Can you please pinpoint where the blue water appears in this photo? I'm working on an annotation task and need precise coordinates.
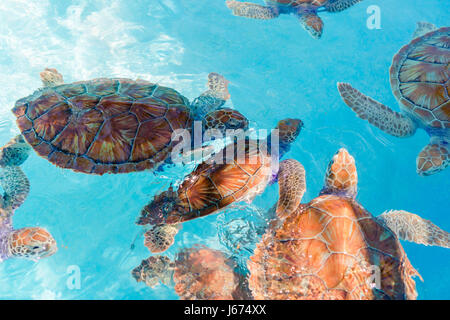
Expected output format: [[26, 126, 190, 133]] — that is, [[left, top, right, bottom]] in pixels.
[[0, 0, 448, 300]]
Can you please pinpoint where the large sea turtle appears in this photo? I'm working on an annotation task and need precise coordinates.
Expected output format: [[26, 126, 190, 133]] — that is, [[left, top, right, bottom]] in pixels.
[[136, 118, 303, 253], [11, 68, 248, 175], [0, 136, 57, 262], [338, 23, 449, 176], [132, 245, 250, 300], [248, 148, 450, 299], [226, 0, 363, 39]]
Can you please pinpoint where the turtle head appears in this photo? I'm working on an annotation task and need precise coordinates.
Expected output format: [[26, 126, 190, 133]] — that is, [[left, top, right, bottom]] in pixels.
[[131, 255, 175, 288], [320, 148, 358, 198], [136, 188, 179, 226], [7, 227, 57, 260], [40, 68, 64, 87], [268, 118, 303, 158]]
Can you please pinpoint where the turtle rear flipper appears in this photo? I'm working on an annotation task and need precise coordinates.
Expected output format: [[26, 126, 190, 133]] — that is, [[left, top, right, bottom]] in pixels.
[[276, 159, 306, 218], [299, 12, 324, 39], [0, 166, 30, 210], [337, 82, 417, 137], [416, 141, 449, 176], [413, 22, 437, 38], [325, 0, 362, 13], [378, 210, 450, 248], [226, 1, 280, 20]]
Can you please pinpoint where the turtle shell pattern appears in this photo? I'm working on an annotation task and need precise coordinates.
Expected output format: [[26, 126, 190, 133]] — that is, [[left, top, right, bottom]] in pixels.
[[390, 27, 450, 129], [157, 139, 272, 224], [12, 78, 192, 175], [248, 194, 420, 300]]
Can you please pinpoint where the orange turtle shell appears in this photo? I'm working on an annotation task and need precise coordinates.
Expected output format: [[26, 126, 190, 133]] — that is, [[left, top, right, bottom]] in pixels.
[[11, 78, 192, 175], [248, 194, 421, 300], [390, 27, 450, 129], [173, 246, 242, 300], [141, 139, 272, 225]]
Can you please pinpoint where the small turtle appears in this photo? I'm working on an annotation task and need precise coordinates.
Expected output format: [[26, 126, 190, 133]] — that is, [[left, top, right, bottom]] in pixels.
[[132, 245, 250, 300], [226, 0, 363, 39], [136, 118, 303, 253], [248, 148, 450, 299], [11, 68, 248, 175], [338, 23, 450, 176], [0, 136, 57, 262]]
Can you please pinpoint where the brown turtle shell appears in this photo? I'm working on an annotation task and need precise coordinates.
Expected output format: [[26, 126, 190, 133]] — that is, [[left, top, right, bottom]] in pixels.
[[390, 27, 450, 129], [269, 0, 328, 7], [248, 194, 421, 300], [12, 78, 192, 175]]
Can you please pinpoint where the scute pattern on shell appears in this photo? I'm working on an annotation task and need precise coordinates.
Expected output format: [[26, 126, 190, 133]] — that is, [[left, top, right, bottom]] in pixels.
[[390, 27, 450, 129], [269, 0, 328, 7], [12, 78, 192, 175], [248, 195, 420, 300]]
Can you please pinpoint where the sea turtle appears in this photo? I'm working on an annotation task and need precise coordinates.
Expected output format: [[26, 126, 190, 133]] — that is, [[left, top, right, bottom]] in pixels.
[[226, 0, 363, 39], [338, 23, 450, 176], [132, 245, 250, 300], [11, 68, 249, 175], [136, 118, 303, 253], [0, 136, 57, 262], [248, 148, 450, 300]]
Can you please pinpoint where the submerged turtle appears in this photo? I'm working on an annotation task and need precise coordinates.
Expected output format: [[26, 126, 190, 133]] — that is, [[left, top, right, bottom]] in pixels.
[[248, 148, 450, 300], [226, 0, 363, 39], [11, 68, 248, 175], [338, 23, 449, 176], [132, 245, 249, 300], [0, 136, 57, 262], [136, 118, 303, 253]]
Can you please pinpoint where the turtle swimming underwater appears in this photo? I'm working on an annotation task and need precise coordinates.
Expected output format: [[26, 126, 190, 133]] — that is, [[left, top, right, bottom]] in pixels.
[[0, 136, 57, 262], [132, 245, 250, 300], [226, 0, 363, 39], [338, 23, 450, 176], [11, 68, 248, 175], [248, 148, 450, 300], [136, 118, 303, 253]]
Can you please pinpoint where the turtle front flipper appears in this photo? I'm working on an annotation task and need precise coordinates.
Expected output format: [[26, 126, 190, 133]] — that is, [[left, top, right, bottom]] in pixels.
[[40, 68, 64, 87], [412, 22, 437, 38], [191, 73, 231, 118], [321, 148, 358, 198], [276, 159, 306, 218], [226, 1, 280, 20], [337, 82, 417, 137], [416, 140, 449, 176], [0, 135, 31, 167], [324, 0, 363, 12], [377, 210, 450, 248], [144, 224, 181, 253], [298, 12, 324, 39], [0, 166, 30, 210], [132, 255, 175, 288], [7, 227, 57, 260]]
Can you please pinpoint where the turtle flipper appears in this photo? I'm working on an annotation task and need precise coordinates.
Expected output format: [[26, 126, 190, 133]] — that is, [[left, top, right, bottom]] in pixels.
[[337, 82, 417, 137], [0, 135, 31, 167], [413, 22, 437, 39], [144, 224, 181, 253], [321, 148, 358, 198], [191, 73, 231, 118], [377, 210, 450, 248], [131, 255, 175, 288], [40, 68, 64, 87], [276, 159, 306, 218], [226, 1, 279, 20], [0, 166, 30, 210], [416, 140, 449, 176], [324, 0, 362, 12], [299, 12, 324, 39]]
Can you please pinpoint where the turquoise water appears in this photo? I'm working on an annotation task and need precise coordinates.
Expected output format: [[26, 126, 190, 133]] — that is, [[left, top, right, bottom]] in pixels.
[[0, 0, 448, 300]]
